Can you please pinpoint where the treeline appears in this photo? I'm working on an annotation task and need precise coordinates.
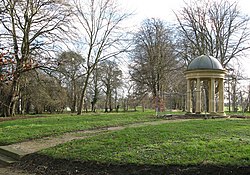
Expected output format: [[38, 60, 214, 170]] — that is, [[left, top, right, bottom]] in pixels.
[[1, 0, 250, 116]]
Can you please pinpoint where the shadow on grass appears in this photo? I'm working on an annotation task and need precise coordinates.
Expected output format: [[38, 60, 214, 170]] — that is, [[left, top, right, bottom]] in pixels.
[[15, 154, 250, 175]]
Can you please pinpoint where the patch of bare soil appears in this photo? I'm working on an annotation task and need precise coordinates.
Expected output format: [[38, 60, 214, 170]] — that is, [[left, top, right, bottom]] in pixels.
[[16, 154, 250, 175], [0, 164, 34, 175]]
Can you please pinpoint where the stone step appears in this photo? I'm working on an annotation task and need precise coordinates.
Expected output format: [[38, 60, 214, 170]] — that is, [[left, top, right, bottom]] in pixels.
[[0, 153, 17, 166], [0, 146, 27, 160]]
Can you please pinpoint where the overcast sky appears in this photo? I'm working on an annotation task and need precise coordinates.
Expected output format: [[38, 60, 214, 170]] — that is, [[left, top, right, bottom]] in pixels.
[[120, 0, 184, 24], [120, 0, 250, 23]]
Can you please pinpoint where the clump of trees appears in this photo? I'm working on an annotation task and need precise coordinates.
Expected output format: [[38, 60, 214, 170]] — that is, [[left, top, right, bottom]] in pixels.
[[0, 0, 73, 117], [1, 0, 250, 117], [0, 0, 129, 116]]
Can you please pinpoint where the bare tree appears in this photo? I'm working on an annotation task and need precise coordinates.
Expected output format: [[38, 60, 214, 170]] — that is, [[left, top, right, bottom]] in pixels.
[[72, 0, 131, 115], [175, 0, 250, 67], [99, 60, 122, 112], [89, 65, 101, 112], [129, 18, 179, 111], [0, 0, 72, 117], [55, 51, 84, 113]]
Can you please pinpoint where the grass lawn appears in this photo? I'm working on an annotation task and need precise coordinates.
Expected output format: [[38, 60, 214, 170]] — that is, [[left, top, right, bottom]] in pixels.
[[0, 111, 157, 145], [226, 111, 250, 116], [41, 119, 250, 166]]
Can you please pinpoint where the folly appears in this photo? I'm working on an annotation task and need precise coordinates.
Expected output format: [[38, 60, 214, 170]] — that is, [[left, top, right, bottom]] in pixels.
[[185, 55, 226, 116]]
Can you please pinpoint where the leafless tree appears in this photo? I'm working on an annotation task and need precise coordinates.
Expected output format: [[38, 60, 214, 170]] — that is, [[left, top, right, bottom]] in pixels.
[[227, 69, 242, 112], [99, 60, 122, 112], [175, 0, 250, 67], [129, 18, 179, 111], [72, 0, 131, 115], [0, 0, 73, 117], [56, 51, 84, 113]]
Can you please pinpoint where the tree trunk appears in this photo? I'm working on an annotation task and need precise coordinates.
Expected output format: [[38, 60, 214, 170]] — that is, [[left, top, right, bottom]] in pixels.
[[109, 93, 112, 112], [91, 102, 95, 112], [2, 77, 20, 117], [91, 89, 98, 112], [20, 95, 25, 114], [104, 94, 108, 112], [25, 100, 31, 114], [232, 78, 237, 112], [71, 95, 77, 113], [77, 85, 86, 115], [71, 80, 77, 113], [142, 100, 145, 112], [77, 73, 91, 115], [122, 98, 126, 112]]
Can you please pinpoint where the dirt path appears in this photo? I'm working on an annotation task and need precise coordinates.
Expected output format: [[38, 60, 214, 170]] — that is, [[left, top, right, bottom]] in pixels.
[[8, 119, 189, 154], [1, 119, 192, 175]]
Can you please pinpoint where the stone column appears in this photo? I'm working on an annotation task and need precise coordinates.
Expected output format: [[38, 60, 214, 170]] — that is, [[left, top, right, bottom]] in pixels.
[[208, 80, 211, 113], [209, 78, 216, 114], [186, 79, 192, 113], [196, 78, 201, 114], [218, 79, 225, 115]]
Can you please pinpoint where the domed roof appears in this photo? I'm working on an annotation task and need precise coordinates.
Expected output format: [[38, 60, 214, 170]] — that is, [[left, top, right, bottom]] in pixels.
[[187, 55, 223, 70]]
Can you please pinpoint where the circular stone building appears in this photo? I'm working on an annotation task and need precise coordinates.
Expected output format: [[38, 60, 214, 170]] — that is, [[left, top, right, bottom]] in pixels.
[[184, 55, 226, 116]]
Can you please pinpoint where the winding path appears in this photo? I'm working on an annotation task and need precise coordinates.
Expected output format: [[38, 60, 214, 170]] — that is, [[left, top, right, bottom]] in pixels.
[[0, 119, 191, 175]]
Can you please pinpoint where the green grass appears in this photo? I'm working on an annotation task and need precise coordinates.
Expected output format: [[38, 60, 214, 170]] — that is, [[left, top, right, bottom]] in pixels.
[[0, 111, 156, 145], [226, 111, 250, 116], [41, 119, 250, 166]]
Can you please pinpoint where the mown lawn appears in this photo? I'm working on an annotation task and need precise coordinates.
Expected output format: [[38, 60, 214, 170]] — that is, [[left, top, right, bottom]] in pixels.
[[41, 119, 250, 166], [0, 111, 156, 145]]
